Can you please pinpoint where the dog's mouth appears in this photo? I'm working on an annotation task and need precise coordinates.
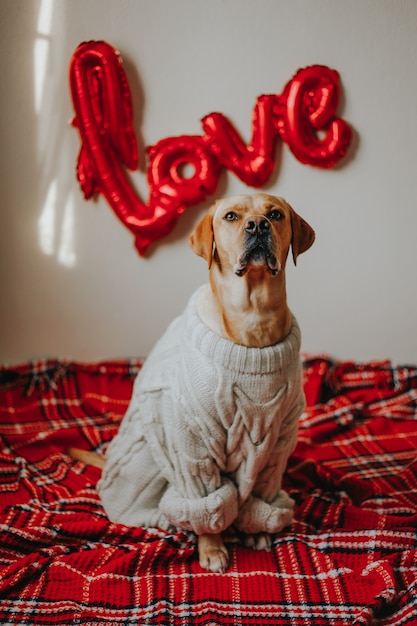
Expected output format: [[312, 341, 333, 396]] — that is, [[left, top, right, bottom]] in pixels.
[[233, 243, 280, 277]]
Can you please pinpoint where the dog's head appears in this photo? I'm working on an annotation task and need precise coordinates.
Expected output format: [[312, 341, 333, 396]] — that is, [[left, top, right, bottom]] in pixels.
[[189, 194, 315, 276]]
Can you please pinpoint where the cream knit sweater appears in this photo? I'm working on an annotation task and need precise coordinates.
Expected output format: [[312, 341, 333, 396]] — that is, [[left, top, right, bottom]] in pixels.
[[98, 286, 305, 535]]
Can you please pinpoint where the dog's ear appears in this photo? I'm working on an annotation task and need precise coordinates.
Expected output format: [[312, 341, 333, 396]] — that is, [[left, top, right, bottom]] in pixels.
[[189, 211, 215, 267], [290, 208, 315, 265]]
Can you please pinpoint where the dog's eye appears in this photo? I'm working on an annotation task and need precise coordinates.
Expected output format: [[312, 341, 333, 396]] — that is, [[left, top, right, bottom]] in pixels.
[[224, 211, 239, 222], [267, 209, 284, 221]]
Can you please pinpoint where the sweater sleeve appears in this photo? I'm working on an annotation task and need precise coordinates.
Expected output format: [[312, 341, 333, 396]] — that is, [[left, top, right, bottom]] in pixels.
[[142, 393, 240, 535]]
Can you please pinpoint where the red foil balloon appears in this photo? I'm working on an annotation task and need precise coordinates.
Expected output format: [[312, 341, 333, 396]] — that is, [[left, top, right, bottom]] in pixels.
[[70, 41, 216, 255], [69, 41, 353, 255], [276, 65, 352, 168], [147, 136, 220, 206], [201, 95, 277, 188]]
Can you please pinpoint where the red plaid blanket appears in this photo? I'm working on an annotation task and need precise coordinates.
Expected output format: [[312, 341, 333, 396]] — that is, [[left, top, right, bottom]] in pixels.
[[0, 357, 416, 625]]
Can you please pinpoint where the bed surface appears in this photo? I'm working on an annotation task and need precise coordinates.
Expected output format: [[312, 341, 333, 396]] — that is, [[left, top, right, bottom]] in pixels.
[[0, 356, 416, 625]]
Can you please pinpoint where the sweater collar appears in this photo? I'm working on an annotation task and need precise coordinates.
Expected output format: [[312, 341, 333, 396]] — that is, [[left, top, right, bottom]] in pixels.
[[184, 286, 301, 375]]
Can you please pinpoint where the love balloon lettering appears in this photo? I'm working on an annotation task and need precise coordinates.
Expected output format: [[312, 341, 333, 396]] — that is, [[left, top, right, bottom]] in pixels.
[[69, 40, 352, 256]]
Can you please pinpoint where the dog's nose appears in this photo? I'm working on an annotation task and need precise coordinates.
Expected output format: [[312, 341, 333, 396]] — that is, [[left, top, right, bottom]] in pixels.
[[244, 216, 270, 235]]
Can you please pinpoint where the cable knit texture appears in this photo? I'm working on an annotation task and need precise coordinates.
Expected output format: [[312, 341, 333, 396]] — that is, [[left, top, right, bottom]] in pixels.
[[98, 286, 305, 535]]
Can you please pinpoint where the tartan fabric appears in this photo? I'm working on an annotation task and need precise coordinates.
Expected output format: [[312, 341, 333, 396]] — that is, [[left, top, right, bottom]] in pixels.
[[0, 357, 416, 625]]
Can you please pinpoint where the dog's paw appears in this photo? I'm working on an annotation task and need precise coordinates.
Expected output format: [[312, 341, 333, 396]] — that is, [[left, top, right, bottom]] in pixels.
[[243, 532, 272, 552], [199, 546, 229, 574], [198, 533, 229, 574]]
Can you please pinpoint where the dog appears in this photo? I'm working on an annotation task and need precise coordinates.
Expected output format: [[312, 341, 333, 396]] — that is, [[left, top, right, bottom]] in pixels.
[[70, 193, 314, 573]]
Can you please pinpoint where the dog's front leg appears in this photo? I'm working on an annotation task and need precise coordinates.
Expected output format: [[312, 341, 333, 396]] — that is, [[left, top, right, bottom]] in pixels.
[[198, 532, 229, 573]]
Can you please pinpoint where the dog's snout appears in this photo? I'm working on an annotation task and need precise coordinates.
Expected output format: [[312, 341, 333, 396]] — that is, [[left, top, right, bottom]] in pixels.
[[244, 216, 270, 235]]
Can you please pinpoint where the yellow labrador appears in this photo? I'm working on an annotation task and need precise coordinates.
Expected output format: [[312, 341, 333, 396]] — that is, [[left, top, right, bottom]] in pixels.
[[70, 193, 314, 574], [190, 193, 314, 347]]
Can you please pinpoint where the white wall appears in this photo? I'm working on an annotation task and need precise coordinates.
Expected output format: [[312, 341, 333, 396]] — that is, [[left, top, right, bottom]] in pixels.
[[1, 0, 416, 365]]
